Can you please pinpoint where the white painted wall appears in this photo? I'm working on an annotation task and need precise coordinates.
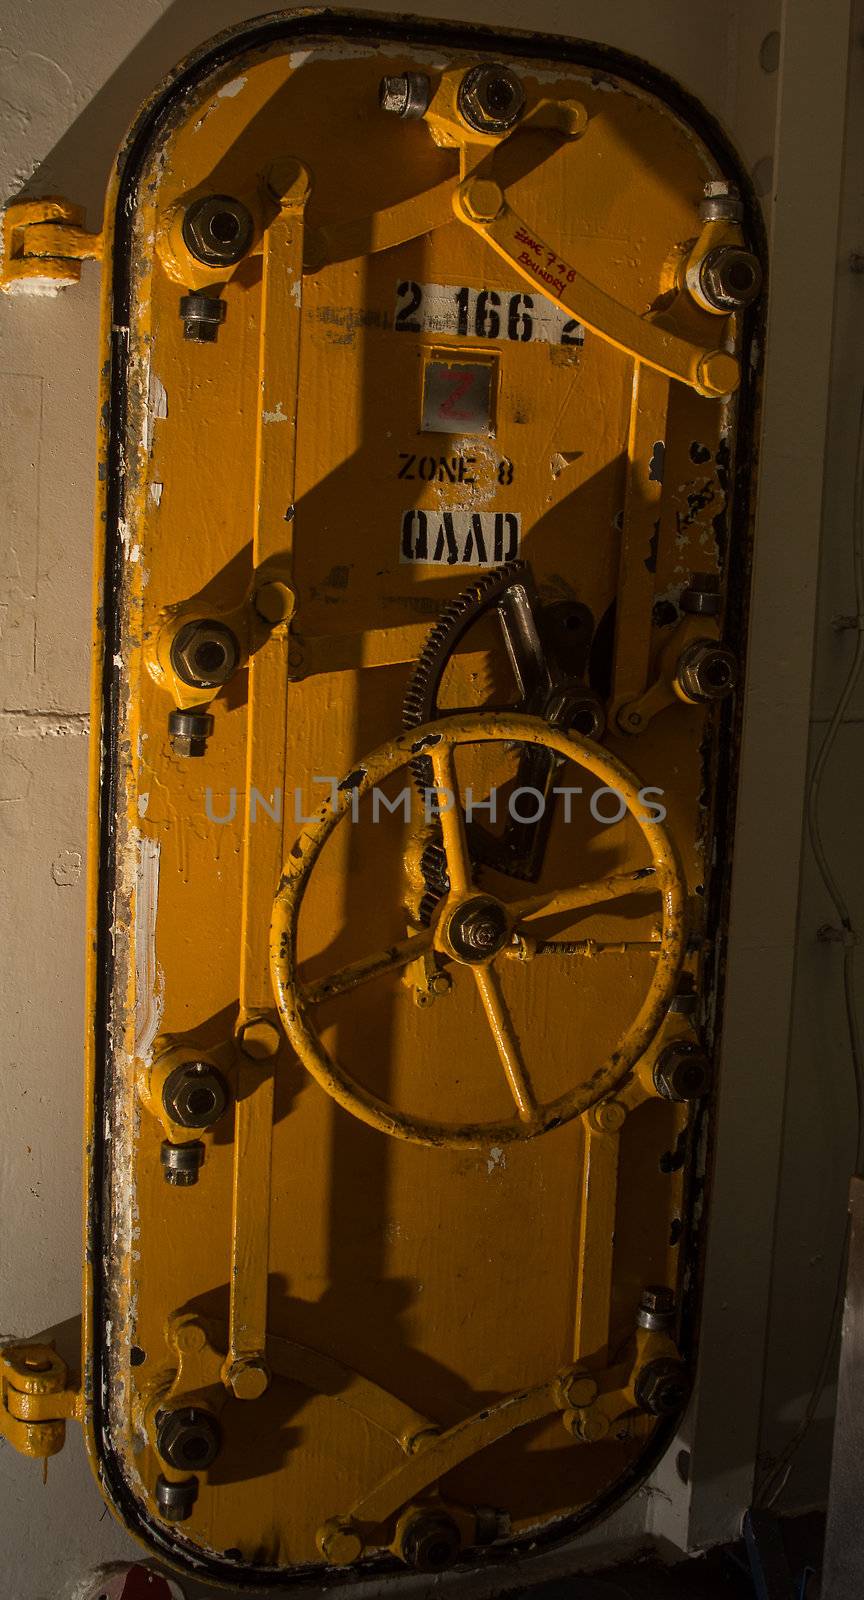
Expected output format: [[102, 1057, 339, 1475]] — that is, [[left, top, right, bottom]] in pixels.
[[1, 2, 861, 1595]]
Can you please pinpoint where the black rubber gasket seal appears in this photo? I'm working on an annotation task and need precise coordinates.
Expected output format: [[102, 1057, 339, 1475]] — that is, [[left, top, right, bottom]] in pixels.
[[91, 8, 765, 1587]]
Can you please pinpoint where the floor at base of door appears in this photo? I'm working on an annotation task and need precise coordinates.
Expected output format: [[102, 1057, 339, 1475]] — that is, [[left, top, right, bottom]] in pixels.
[[518, 1510, 824, 1599]]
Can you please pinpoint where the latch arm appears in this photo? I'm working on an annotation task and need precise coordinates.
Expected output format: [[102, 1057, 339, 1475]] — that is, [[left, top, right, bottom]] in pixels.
[[453, 177, 740, 398], [1, 198, 103, 292]]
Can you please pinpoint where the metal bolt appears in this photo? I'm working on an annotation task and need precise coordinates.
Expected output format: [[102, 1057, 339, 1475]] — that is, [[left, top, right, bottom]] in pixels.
[[227, 1357, 270, 1400], [675, 639, 737, 704], [668, 990, 699, 1017], [654, 1041, 712, 1102], [399, 1510, 461, 1572], [698, 179, 743, 223], [458, 64, 525, 133], [473, 1505, 511, 1544], [171, 620, 240, 690], [699, 245, 762, 310], [155, 1472, 198, 1523], [446, 896, 510, 963], [680, 572, 721, 617], [637, 1284, 676, 1331], [168, 708, 214, 758], [254, 580, 296, 624], [547, 688, 606, 741], [178, 292, 227, 343], [557, 1368, 599, 1409], [160, 1139, 205, 1186], [156, 1406, 221, 1471], [181, 195, 253, 267], [429, 970, 452, 997], [378, 72, 431, 119], [590, 1099, 627, 1135], [564, 1406, 611, 1442], [162, 1060, 229, 1130], [237, 1016, 282, 1059], [317, 1517, 365, 1564], [634, 1357, 691, 1418]]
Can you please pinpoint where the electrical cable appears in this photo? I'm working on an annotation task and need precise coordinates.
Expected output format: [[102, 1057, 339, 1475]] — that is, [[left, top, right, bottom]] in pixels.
[[755, 379, 864, 1509]]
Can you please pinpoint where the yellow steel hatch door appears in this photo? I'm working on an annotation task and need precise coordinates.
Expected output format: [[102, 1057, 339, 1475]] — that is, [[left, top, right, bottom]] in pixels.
[[3, 9, 762, 1585]]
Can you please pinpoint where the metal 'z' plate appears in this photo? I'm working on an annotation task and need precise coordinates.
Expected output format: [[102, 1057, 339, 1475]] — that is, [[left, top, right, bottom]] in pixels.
[[87, 8, 760, 1586]]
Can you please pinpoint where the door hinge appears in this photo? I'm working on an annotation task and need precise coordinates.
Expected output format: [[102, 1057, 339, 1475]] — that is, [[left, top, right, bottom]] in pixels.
[[1, 197, 103, 293], [0, 1343, 82, 1458]]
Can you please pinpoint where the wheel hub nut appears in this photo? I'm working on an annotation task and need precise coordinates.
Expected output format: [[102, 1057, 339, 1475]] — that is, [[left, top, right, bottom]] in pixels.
[[171, 620, 240, 690], [162, 1060, 230, 1129], [181, 195, 253, 267], [675, 639, 737, 704], [699, 245, 762, 310], [654, 1041, 712, 1102], [378, 72, 431, 118], [446, 896, 510, 962], [458, 64, 525, 133], [156, 1405, 221, 1471]]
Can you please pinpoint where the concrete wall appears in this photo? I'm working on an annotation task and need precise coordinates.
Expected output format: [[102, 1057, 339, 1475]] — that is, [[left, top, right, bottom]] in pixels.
[[0, 1, 860, 1595]]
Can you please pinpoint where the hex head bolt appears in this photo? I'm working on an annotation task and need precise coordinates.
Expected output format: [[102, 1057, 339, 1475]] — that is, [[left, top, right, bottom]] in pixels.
[[399, 1510, 461, 1571], [675, 639, 737, 704], [378, 72, 431, 118], [699, 245, 763, 310], [178, 293, 226, 343], [162, 1061, 229, 1129], [168, 708, 214, 758], [636, 1284, 677, 1332], [458, 64, 525, 133], [156, 1405, 221, 1472], [155, 1472, 198, 1523], [181, 195, 253, 267], [160, 1139, 205, 1186], [170, 620, 240, 690], [634, 1357, 691, 1417], [654, 1041, 712, 1102]]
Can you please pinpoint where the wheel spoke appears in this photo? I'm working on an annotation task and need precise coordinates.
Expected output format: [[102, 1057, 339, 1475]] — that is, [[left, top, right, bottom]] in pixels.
[[429, 741, 472, 895], [473, 965, 537, 1123], [511, 867, 660, 927], [304, 927, 435, 1005]]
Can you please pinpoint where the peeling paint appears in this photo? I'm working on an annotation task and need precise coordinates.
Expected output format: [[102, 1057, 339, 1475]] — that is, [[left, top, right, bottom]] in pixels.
[[133, 831, 163, 1058]]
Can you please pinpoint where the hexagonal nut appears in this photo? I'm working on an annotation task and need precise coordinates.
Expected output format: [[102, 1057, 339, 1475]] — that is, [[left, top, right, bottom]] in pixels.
[[171, 621, 240, 690], [237, 1016, 282, 1059], [227, 1357, 270, 1400], [563, 1406, 611, 1443], [556, 1367, 599, 1409], [155, 1405, 221, 1472], [181, 195, 254, 267], [590, 1098, 627, 1135], [699, 245, 762, 310], [635, 1357, 691, 1418], [458, 64, 525, 133], [654, 1041, 712, 1103], [675, 639, 737, 704], [162, 1060, 230, 1129], [378, 72, 431, 119], [317, 1516, 365, 1564], [398, 1510, 461, 1572]]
